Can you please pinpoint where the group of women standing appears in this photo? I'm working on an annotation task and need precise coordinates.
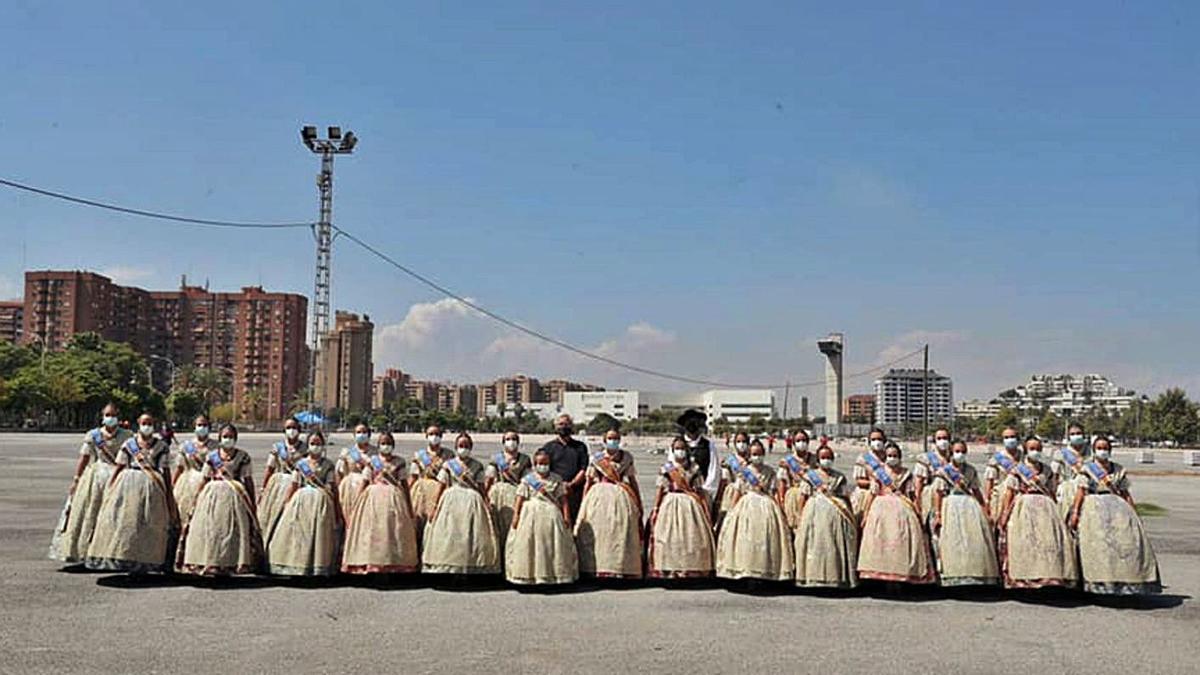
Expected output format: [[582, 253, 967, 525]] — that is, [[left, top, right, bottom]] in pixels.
[[48, 407, 1162, 596]]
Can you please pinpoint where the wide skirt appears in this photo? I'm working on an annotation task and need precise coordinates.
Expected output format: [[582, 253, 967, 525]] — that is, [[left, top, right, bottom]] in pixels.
[[715, 492, 793, 581], [793, 494, 859, 588], [342, 483, 420, 574], [266, 486, 337, 576], [85, 469, 175, 573], [422, 486, 500, 574], [409, 477, 442, 539], [505, 499, 579, 585], [49, 461, 114, 563], [856, 494, 935, 584], [256, 470, 292, 545], [176, 480, 263, 576], [574, 483, 643, 578], [850, 486, 871, 523], [173, 467, 206, 525], [488, 482, 520, 555], [1001, 493, 1078, 589], [932, 494, 999, 586], [338, 472, 368, 522], [781, 486, 806, 529], [648, 492, 714, 578], [716, 483, 738, 528], [1076, 494, 1161, 595]]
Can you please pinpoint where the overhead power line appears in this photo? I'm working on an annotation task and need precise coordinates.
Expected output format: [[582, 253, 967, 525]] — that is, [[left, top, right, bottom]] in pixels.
[[0, 177, 313, 229]]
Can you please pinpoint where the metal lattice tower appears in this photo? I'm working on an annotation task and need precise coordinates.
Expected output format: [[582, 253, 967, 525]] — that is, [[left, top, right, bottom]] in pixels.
[[301, 125, 357, 416]]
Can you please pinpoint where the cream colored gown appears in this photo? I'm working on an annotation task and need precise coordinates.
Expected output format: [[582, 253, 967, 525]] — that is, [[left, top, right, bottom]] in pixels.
[[505, 472, 579, 585], [173, 437, 219, 526], [49, 427, 131, 563], [929, 462, 999, 586], [421, 457, 500, 575], [715, 462, 793, 581], [856, 466, 935, 584], [648, 462, 715, 578], [487, 450, 531, 555], [998, 465, 1078, 589], [341, 454, 419, 574], [266, 457, 338, 577], [791, 468, 858, 589], [575, 450, 643, 578], [176, 448, 263, 576], [85, 436, 176, 573], [1074, 462, 1161, 595]]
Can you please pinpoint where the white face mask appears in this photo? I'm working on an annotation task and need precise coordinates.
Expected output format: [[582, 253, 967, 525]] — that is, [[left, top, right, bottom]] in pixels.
[[952, 451, 966, 464], [455, 446, 471, 458], [886, 456, 901, 467], [1069, 434, 1086, 447], [734, 441, 749, 454], [795, 441, 809, 453], [309, 445, 325, 459], [534, 464, 550, 475], [935, 439, 950, 452], [749, 455, 764, 466], [503, 439, 519, 452], [605, 438, 621, 451], [1026, 449, 1043, 462], [1003, 437, 1019, 450], [285, 428, 300, 440], [819, 458, 834, 469], [1094, 449, 1110, 460], [355, 433, 370, 444], [870, 439, 885, 452], [380, 444, 395, 456], [139, 424, 155, 437], [220, 437, 236, 449], [102, 415, 119, 428], [673, 449, 688, 462], [195, 426, 210, 438], [427, 435, 442, 447]]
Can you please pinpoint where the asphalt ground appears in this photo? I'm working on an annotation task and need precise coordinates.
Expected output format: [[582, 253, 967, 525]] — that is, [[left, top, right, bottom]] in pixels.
[[1, 432, 1197, 674]]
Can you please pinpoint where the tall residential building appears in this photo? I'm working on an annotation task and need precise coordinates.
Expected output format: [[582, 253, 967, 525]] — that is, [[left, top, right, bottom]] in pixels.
[[405, 380, 439, 410], [843, 394, 876, 423], [542, 378, 603, 404], [372, 368, 409, 409], [874, 369, 953, 425], [0, 301, 23, 343], [20, 270, 307, 419], [492, 374, 543, 405], [316, 311, 374, 412]]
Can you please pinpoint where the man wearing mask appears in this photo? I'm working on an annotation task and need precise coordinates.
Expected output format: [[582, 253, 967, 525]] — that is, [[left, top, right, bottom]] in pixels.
[[676, 409, 721, 508], [539, 414, 589, 523]]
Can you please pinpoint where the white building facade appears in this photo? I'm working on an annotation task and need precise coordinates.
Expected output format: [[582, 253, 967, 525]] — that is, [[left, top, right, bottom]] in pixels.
[[956, 374, 1137, 419], [563, 389, 776, 428], [874, 369, 954, 425]]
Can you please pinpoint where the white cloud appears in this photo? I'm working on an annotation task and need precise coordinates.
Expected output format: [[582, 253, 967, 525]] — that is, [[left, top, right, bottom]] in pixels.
[[875, 329, 968, 366], [98, 265, 154, 286], [377, 297, 482, 350]]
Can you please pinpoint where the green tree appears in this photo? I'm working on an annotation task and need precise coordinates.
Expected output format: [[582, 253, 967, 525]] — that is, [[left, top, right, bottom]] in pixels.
[[166, 389, 205, 426], [987, 406, 1021, 439], [587, 412, 621, 435], [1148, 388, 1198, 446], [1035, 411, 1060, 441]]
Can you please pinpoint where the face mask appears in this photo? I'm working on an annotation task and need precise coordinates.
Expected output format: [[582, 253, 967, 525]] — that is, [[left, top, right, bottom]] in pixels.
[[309, 445, 325, 459], [1069, 434, 1086, 447], [1094, 449, 1110, 460], [355, 433, 369, 444], [886, 456, 901, 467], [935, 439, 950, 452], [139, 424, 154, 437], [1003, 437, 1019, 450], [285, 428, 300, 440], [870, 439, 885, 452], [456, 446, 471, 458], [749, 455, 764, 466], [1026, 450, 1043, 462], [220, 437, 236, 449], [534, 464, 550, 475], [503, 439, 519, 452], [380, 444, 395, 456], [427, 435, 442, 447], [673, 449, 688, 461], [795, 441, 809, 453], [952, 451, 966, 464], [195, 426, 210, 438], [558, 425, 573, 437], [734, 441, 749, 454], [103, 415, 119, 428], [605, 438, 621, 451], [819, 458, 834, 469]]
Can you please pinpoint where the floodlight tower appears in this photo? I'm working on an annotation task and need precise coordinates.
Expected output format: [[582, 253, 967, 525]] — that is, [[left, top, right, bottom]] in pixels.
[[301, 125, 358, 414], [817, 333, 844, 434]]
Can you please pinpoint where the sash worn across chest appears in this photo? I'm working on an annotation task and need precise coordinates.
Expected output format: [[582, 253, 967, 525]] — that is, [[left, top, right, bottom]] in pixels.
[[447, 458, 480, 488], [938, 463, 967, 492], [1059, 447, 1084, 473], [522, 473, 558, 504], [275, 442, 295, 469], [925, 452, 946, 472], [591, 451, 624, 484], [1084, 461, 1114, 490], [297, 459, 328, 488], [784, 454, 806, 476], [861, 452, 893, 487], [739, 464, 763, 488], [91, 429, 118, 463]]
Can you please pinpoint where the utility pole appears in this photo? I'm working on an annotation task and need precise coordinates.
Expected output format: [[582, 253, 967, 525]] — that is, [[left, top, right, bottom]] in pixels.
[[922, 343, 929, 452], [782, 382, 790, 420], [301, 125, 358, 420]]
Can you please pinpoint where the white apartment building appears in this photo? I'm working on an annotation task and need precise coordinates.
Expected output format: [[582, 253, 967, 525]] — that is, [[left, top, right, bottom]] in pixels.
[[956, 374, 1137, 419], [563, 389, 776, 427], [484, 401, 562, 420], [874, 369, 954, 425]]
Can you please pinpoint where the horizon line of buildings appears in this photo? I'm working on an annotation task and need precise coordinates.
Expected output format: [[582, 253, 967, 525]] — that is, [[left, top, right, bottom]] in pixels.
[[956, 373, 1139, 420]]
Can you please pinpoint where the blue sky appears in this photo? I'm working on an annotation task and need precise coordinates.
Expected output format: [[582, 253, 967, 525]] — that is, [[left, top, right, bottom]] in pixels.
[[1, 1, 1197, 409]]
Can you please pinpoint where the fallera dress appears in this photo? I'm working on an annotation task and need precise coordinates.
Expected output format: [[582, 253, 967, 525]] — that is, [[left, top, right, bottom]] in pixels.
[[912, 451, 951, 520], [266, 456, 338, 577], [1073, 461, 1161, 595], [715, 462, 793, 581], [175, 448, 263, 576], [574, 449, 644, 579], [409, 446, 452, 540], [337, 444, 375, 523], [173, 437, 219, 526], [790, 467, 859, 589], [928, 462, 999, 587], [486, 450, 532, 555], [505, 472, 579, 585], [856, 464, 935, 584], [257, 439, 306, 548], [49, 426, 132, 563], [341, 453, 419, 574], [983, 449, 1022, 521], [776, 454, 811, 529], [998, 462, 1078, 589], [715, 454, 747, 529], [421, 456, 501, 575], [648, 461, 715, 579], [85, 435, 177, 573]]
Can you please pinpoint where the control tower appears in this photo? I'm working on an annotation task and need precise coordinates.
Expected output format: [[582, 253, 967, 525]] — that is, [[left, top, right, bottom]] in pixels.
[[817, 333, 844, 431]]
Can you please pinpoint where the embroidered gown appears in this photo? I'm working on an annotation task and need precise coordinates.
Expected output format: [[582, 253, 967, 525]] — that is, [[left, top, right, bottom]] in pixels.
[[856, 464, 935, 584], [257, 439, 306, 546], [342, 454, 420, 574], [421, 457, 501, 575], [648, 461, 715, 578], [776, 454, 811, 529], [49, 426, 132, 563], [176, 448, 263, 576], [912, 451, 951, 520], [1052, 447, 1090, 522], [337, 444, 376, 523], [715, 454, 747, 529], [929, 462, 999, 586], [575, 450, 643, 578], [1074, 461, 1161, 595], [266, 456, 338, 576], [715, 462, 794, 581], [409, 446, 452, 539], [791, 467, 858, 589], [850, 452, 884, 521], [85, 436, 177, 573], [983, 449, 1021, 521], [505, 472, 579, 585], [486, 450, 532, 554], [173, 437, 219, 526], [998, 463, 1078, 589]]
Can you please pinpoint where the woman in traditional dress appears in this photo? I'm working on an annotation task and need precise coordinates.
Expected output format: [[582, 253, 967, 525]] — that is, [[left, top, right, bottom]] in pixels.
[[716, 439, 793, 582], [505, 449, 579, 585], [856, 442, 935, 585], [1069, 436, 1161, 595], [257, 417, 307, 545], [575, 428, 643, 579], [50, 403, 132, 564], [912, 426, 953, 520], [715, 431, 751, 529], [336, 423, 376, 522], [647, 437, 715, 579], [176, 424, 263, 576], [791, 444, 858, 589], [85, 412, 178, 573], [1053, 423, 1091, 522], [342, 432, 419, 575], [409, 424, 452, 540], [776, 429, 813, 528], [171, 414, 219, 527], [995, 436, 1078, 589], [851, 428, 889, 521], [929, 440, 999, 587], [983, 427, 1024, 522], [266, 431, 340, 577], [421, 433, 501, 575], [485, 430, 532, 553]]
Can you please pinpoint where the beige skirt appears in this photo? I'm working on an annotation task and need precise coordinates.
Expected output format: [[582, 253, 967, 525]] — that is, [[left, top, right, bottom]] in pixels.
[[505, 498, 579, 585], [422, 486, 500, 574], [49, 460, 114, 563], [850, 486, 871, 523], [716, 483, 738, 527], [342, 482, 420, 574], [409, 477, 442, 538], [1002, 493, 1078, 589], [781, 486, 806, 529], [257, 470, 292, 546], [794, 494, 859, 588], [177, 480, 263, 576], [86, 469, 175, 572], [932, 494, 999, 586], [648, 492, 714, 578], [575, 482, 643, 578], [1076, 494, 1161, 594], [267, 486, 337, 576], [338, 472, 368, 522], [716, 492, 793, 581], [488, 482, 519, 555], [857, 494, 935, 584], [174, 467, 206, 525]]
